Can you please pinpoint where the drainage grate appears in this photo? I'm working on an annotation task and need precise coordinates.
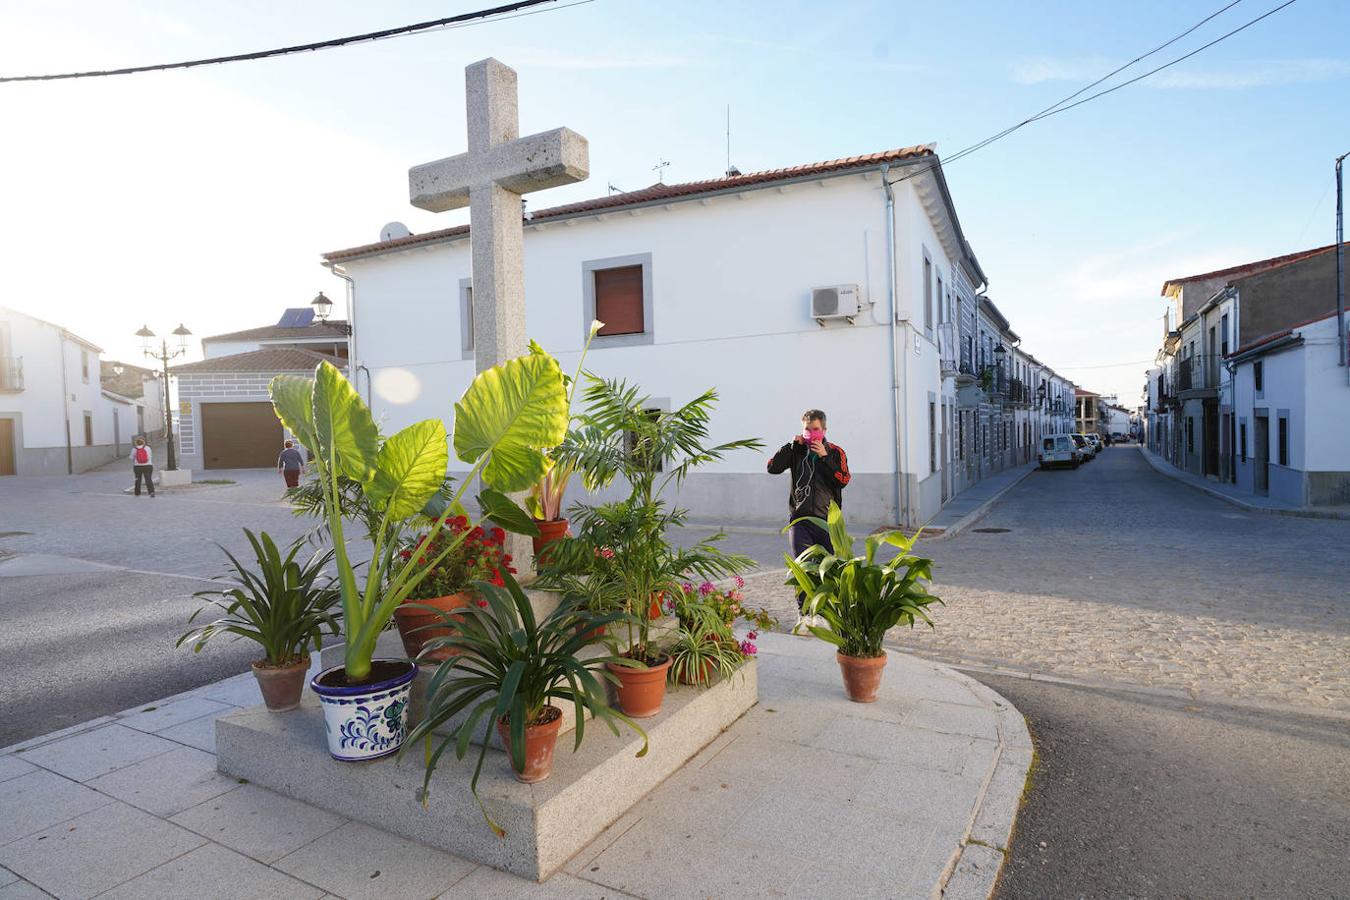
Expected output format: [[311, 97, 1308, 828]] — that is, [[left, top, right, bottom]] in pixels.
[[972, 527, 1011, 534]]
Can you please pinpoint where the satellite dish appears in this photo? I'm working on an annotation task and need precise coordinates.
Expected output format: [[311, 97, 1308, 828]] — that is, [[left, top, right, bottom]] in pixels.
[[380, 221, 412, 242]]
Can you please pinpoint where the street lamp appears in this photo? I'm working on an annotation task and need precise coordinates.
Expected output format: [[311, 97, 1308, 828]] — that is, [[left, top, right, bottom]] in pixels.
[[137, 323, 192, 471], [311, 291, 334, 323], [1036, 383, 1047, 407]]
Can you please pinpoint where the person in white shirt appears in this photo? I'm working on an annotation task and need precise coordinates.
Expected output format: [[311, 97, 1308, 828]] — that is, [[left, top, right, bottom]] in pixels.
[[131, 437, 155, 498]]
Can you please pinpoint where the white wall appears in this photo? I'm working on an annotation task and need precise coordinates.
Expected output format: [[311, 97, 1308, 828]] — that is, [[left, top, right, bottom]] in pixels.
[[342, 172, 963, 524], [202, 339, 259, 359], [1298, 314, 1350, 471]]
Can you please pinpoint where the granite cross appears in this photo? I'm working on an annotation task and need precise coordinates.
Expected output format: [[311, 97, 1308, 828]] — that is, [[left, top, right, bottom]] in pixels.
[[409, 57, 589, 372], [408, 58, 588, 577]]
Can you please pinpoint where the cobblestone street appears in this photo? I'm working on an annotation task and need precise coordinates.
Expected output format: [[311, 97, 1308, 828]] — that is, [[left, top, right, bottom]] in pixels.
[[744, 446, 1350, 714]]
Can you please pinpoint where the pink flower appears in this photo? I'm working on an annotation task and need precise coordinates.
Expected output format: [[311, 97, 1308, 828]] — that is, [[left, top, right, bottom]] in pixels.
[[739, 640, 757, 656], [699, 581, 715, 596], [599, 547, 615, 560], [746, 631, 758, 640], [681, 581, 694, 594], [733, 575, 745, 589]]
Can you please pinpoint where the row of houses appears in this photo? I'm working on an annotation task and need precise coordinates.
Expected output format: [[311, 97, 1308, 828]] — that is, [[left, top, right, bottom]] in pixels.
[[0, 306, 164, 476], [1143, 242, 1350, 507], [292, 144, 1084, 527]]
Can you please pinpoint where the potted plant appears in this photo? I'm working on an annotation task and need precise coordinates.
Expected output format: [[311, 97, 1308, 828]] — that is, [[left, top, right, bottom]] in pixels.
[[177, 529, 340, 712], [269, 349, 567, 761], [543, 378, 761, 717], [784, 502, 942, 703], [668, 578, 775, 686], [391, 518, 516, 661], [404, 572, 647, 836], [524, 321, 603, 559]]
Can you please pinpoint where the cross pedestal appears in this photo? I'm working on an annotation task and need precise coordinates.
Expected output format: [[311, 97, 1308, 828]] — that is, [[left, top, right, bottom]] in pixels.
[[409, 58, 589, 575]]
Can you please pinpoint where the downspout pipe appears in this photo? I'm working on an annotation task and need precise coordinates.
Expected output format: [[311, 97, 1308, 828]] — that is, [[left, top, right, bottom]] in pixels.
[[323, 262, 368, 406], [1336, 152, 1346, 368], [881, 164, 906, 527], [58, 331, 72, 475]]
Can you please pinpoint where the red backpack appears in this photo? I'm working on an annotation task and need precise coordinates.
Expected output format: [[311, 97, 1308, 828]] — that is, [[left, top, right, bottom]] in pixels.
[[134, 446, 149, 464]]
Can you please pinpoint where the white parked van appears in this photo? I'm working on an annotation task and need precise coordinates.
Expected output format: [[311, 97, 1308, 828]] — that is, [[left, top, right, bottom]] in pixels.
[[1039, 434, 1081, 469]]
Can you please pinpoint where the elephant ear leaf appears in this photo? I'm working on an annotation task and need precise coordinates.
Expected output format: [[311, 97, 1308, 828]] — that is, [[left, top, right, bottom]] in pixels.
[[369, 419, 449, 521], [478, 489, 541, 537], [452, 350, 569, 493], [269, 374, 318, 450], [313, 361, 379, 484]]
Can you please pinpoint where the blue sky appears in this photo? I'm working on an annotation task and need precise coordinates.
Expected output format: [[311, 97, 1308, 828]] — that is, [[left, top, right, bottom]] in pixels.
[[1, 0, 1346, 402]]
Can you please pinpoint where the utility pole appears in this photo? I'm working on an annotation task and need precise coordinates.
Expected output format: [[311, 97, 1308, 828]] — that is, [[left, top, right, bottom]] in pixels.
[[1336, 152, 1347, 367]]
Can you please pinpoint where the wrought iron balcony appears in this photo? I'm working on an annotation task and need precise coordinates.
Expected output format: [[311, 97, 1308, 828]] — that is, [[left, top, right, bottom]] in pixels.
[[0, 356, 22, 392], [937, 322, 958, 376]]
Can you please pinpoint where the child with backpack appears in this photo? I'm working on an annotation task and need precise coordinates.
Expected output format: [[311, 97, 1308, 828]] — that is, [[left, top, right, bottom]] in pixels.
[[131, 437, 155, 498]]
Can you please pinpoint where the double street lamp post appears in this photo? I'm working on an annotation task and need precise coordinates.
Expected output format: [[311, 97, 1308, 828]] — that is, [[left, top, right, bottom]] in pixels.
[[135, 324, 191, 471]]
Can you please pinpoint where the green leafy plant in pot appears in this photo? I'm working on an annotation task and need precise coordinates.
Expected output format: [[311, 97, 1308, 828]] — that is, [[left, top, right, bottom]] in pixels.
[[784, 502, 942, 703], [668, 578, 776, 686], [177, 529, 341, 712], [542, 378, 761, 716], [268, 348, 568, 761], [404, 572, 647, 836]]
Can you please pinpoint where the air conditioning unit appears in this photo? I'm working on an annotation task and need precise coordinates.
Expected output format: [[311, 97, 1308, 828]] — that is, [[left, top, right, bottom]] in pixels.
[[811, 284, 862, 325]]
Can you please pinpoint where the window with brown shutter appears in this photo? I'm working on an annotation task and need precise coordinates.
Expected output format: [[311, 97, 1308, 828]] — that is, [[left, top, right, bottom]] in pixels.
[[593, 265, 644, 336]]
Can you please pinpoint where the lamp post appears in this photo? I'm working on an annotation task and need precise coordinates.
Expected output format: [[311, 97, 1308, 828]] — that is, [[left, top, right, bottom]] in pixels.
[[137, 324, 191, 471]]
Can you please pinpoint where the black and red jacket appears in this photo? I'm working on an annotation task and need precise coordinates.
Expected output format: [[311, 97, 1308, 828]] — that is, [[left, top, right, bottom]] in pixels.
[[766, 438, 851, 521]]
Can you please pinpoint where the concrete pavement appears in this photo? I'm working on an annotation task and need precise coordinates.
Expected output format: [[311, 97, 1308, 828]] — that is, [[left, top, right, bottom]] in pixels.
[[0, 633, 1030, 899]]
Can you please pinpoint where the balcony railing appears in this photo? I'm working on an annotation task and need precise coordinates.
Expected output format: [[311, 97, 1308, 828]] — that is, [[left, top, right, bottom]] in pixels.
[[0, 356, 22, 392], [1178, 355, 1220, 392], [937, 322, 958, 376]]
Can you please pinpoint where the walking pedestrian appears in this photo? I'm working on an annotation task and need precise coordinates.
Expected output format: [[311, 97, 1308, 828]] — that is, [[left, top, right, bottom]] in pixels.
[[277, 440, 305, 490], [766, 408, 851, 631], [131, 437, 155, 498]]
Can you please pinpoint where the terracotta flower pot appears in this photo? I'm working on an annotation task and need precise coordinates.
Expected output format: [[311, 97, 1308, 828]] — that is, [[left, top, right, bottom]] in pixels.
[[608, 655, 672, 718], [251, 655, 310, 712], [496, 706, 564, 783], [531, 517, 571, 559], [836, 651, 888, 703], [393, 592, 475, 662], [574, 620, 607, 642], [677, 655, 718, 686]]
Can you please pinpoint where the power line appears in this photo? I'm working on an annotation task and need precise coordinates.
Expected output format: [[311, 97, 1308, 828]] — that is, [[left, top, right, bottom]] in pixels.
[[890, 0, 1299, 187], [0, 0, 582, 83]]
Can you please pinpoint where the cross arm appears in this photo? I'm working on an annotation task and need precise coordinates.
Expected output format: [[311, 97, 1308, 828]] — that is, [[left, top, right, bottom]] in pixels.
[[408, 127, 589, 213]]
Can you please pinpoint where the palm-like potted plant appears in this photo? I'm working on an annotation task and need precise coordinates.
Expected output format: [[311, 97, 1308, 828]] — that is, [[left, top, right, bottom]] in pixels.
[[177, 529, 340, 712], [542, 378, 761, 716], [784, 502, 942, 703], [268, 349, 568, 761], [404, 573, 647, 836]]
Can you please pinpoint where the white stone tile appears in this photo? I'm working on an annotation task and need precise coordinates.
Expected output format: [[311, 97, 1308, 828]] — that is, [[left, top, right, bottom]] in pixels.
[[850, 764, 985, 828], [198, 673, 264, 708], [0, 880, 54, 899], [0, 756, 36, 784], [0, 802, 204, 900], [169, 785, 346, 864], [97, 843, 324, 900], [0, 867, 16, 887], [0, 770, 113, 846], [274, 822, 475, 899], [439, 867, 639, 898], [87, 746, 242, 816], [116, 696, 233, 734], [156, 714, 218, 753], [904, 699, 1001, 741], [0, 718, 116, 756], [695, 731, 878, 799], [17, 724, 178, 783], [810, 715, 998, 777]]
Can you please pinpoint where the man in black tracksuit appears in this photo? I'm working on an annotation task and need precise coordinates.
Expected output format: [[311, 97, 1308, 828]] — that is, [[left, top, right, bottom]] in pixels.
[[766, 409, 851, 617]]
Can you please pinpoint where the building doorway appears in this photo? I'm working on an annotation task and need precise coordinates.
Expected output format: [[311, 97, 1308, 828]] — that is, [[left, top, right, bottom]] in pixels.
[[1254, 414, 1270, 495], [0, 418, 15, 475], [1203, 400, 1219, 477]]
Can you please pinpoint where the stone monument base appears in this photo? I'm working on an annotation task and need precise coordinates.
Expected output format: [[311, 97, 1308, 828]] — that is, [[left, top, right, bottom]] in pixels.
[[216, 655, 756, 881], [158, 468, 192, 487]]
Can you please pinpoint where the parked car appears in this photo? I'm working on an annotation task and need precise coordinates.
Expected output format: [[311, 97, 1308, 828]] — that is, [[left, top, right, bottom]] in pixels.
[[1071, 433, 1094, 459], [1111, 432, 1126, 443], [1085, 434, 1104, 453], [1039, 434, 1081, 469]]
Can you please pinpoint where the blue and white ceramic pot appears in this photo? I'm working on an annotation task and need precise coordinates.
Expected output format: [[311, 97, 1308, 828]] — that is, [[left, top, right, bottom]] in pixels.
[[310, 659, 417, 762]]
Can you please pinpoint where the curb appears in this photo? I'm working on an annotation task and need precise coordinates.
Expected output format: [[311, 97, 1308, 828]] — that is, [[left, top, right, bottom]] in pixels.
[[939, 665, 1034, 899], [1137, 447, 1350, 521], [929, 463, 1038, 541]]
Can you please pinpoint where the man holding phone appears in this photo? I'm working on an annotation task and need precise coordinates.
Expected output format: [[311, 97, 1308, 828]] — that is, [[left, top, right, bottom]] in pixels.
[[766, 409, 851, 629]]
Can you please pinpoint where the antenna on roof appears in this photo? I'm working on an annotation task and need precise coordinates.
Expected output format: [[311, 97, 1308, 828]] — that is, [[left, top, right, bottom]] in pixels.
[[725, 105, 740, 178], [607, 182, 626, 195], [652, 158, 670, 184]]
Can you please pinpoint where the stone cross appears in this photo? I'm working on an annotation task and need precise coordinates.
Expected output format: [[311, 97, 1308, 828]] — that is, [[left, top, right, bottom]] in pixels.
[[409, 58, 588, 578], [409, 57, 589, 372]]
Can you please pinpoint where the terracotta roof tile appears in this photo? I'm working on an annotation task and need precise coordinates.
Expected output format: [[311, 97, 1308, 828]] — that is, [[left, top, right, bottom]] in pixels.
[[202, 322, 350, 343], [1160, 243, 1345, 296], [173, 347, 347, 375], [322, 145, 937, 262]]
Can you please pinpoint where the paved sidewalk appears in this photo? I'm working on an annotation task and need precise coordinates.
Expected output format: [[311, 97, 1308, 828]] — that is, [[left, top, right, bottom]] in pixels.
[[921, 462, 1037, 539], [1138, 445, 1350, 520], [0, 634, 1030, 899]]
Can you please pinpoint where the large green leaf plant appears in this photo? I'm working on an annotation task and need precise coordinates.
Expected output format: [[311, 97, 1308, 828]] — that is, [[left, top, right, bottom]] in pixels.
[[269, 347, 569, 683], [783, 502, 942, 658]]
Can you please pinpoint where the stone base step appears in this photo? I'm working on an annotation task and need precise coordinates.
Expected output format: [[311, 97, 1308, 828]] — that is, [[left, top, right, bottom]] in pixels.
[[215, 659, 756, 881]]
